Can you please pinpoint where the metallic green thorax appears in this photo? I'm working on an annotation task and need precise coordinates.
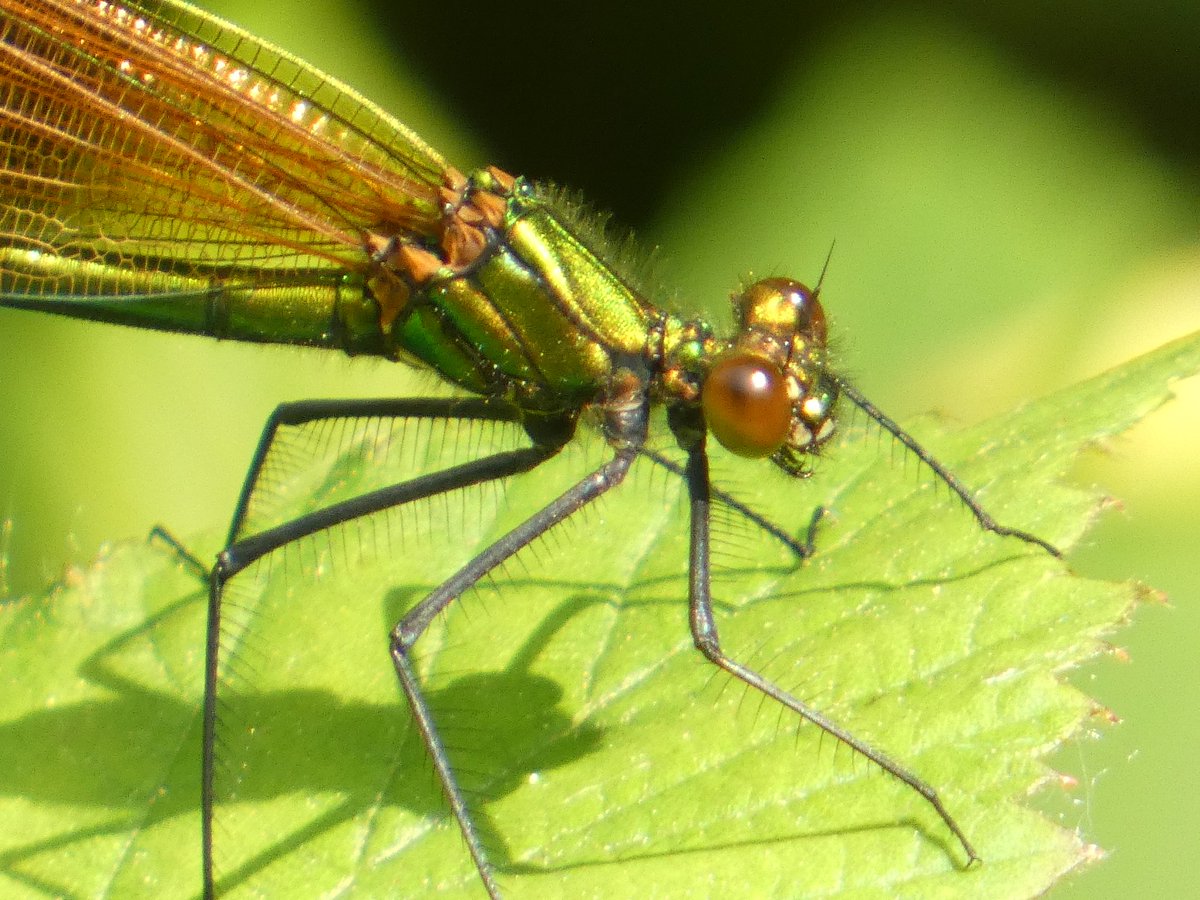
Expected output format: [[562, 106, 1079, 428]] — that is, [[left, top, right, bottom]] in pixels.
[[384, 172, 707, 413]]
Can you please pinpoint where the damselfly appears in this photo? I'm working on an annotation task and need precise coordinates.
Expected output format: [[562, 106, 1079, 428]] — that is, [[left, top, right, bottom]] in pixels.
[[0, 1, 1060, 896]]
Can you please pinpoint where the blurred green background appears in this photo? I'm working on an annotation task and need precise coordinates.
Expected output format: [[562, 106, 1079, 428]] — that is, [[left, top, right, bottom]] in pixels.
[[1, 0, 1196, 896]]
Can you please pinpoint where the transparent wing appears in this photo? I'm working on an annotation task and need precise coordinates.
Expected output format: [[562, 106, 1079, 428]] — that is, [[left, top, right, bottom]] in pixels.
[[0, 0, 455, 302]]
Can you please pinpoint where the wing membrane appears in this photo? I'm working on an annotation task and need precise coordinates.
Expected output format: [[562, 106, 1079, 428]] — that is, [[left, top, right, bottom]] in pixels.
[[0, 0, 454, 300]]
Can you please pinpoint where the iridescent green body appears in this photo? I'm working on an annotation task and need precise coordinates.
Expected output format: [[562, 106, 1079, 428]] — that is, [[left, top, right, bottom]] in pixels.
[[2, 165, 708, 418], [0, 3, 1059, 898], [4, 0, 784, 451], [382, 172, 682, 409]]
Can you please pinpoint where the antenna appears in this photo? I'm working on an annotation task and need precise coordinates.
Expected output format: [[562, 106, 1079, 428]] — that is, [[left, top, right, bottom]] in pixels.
[[814, 240, 836, 297]]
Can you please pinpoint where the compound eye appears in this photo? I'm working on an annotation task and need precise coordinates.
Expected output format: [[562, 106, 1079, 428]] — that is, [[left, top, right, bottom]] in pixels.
[[701, 353, 791, 457], [738, 277, 828, 345]]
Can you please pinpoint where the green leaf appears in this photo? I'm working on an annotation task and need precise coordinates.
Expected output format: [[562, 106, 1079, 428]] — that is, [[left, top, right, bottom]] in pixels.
[[1, 331, 1197, 898]]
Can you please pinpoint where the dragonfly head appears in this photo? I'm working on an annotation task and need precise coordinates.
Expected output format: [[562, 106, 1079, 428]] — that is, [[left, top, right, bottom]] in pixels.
[[700, 278, 838, 477]]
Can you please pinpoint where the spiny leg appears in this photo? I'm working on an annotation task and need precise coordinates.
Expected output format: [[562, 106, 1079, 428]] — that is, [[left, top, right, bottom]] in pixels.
[[834, 379, 1060, 558], [681, 440, 980, 865], [222, 397, 528, 546], [390, 446, 639, 900], [639, 447, 825, 561], [202, 397, 555, 899], [147, 525, 210, 581]]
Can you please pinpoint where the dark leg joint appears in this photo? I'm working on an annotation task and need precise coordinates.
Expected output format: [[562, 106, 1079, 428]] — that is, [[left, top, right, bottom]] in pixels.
[[799, 505, 828, 558]]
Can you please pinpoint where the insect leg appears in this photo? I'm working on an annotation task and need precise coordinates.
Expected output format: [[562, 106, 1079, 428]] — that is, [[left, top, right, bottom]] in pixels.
[[639, 447, 825, 560], [681, 440, 980, 866], [203, 397, 548, 898], [390, 445, 638, 900]]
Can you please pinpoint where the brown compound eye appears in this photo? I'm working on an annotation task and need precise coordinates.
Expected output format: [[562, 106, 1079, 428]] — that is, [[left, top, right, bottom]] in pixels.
[[701, 353, 791, 457]]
